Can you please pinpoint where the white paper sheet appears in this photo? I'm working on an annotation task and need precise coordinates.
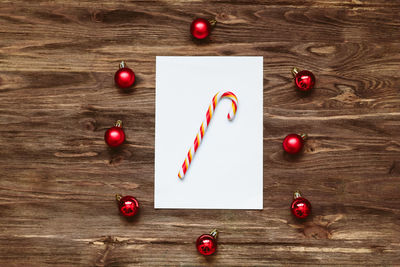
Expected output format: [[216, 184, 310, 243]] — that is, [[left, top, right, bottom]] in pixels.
[[155, 56, 263, 209]]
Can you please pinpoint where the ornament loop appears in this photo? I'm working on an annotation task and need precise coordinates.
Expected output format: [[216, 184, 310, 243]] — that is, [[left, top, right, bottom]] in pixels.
[[293, 190, 302, 199], [208, 19, 217, 27], [115, 120, 123, 128], [116, 194, 122, 202], [299, 133, 307, 141], [210, 229, 218, 239], [119, 61, 125, 69], [291, 67, 299, 77]]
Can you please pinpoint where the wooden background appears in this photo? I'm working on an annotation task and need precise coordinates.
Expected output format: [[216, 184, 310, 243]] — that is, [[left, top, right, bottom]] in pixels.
[[1, 0, 400, 266]]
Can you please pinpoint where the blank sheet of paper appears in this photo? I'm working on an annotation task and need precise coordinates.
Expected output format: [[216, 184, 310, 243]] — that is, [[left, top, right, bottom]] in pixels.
[[155, 56, 263, 209]]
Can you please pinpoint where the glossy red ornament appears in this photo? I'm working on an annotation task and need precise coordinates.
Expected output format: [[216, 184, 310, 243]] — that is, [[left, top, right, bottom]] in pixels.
[[190, 18, 216, 39], [292, 67, 315, 91], [196, 229, 218, 256], [116, 194, 139, 217], [115, 61, 135, 89], [291, 191, 311, 219], [105, 120, 125, 147], [282, 133, 306, 154]]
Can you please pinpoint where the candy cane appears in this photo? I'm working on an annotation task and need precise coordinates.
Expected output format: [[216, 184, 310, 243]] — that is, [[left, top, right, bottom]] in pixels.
[[178, 91, 238, 179]]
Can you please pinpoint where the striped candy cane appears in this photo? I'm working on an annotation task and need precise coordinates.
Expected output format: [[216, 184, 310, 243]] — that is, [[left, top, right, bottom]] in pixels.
[[178, 91, 238, 179]]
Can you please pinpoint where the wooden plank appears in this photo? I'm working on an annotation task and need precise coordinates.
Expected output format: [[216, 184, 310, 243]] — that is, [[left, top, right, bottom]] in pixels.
[[0, 0, 399, 266]]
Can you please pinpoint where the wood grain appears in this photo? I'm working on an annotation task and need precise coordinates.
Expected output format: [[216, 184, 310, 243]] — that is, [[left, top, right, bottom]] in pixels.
[[1, 0, 400, 266]]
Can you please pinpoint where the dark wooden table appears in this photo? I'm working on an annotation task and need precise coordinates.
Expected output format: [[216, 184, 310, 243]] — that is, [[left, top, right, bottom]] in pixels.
[[1, 0, 400, 266]]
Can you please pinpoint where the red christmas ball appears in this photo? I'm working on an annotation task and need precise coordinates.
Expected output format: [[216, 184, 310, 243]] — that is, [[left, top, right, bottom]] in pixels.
[[115, 61, 135, 89], [196, 235, 217, 256], [117, 195, 139, 217], [196, 229, 218, 256], [291, 191, 311, 219], [283, 134, 305, 154], [105, 120, 125, 147], [190, 18, 212, 39], [292, 68, 315, 91]]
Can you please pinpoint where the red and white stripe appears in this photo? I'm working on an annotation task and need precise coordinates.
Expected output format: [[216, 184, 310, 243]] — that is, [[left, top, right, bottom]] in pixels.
[[178, 91, 238, 179]]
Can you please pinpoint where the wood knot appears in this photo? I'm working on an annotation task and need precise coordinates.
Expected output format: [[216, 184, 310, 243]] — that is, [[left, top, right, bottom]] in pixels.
[[109, 155, 124, 165], [219, 13, 228, 20], [80, 118, 97, 131], [309, 45, 337, 55], [215, 13, 247, 24], [91, 10, 104, 23], [389, 160, 400, 174], [303, 224, 331, 239], [289, 214, 343, 239], [108, 149, 132, 166]]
